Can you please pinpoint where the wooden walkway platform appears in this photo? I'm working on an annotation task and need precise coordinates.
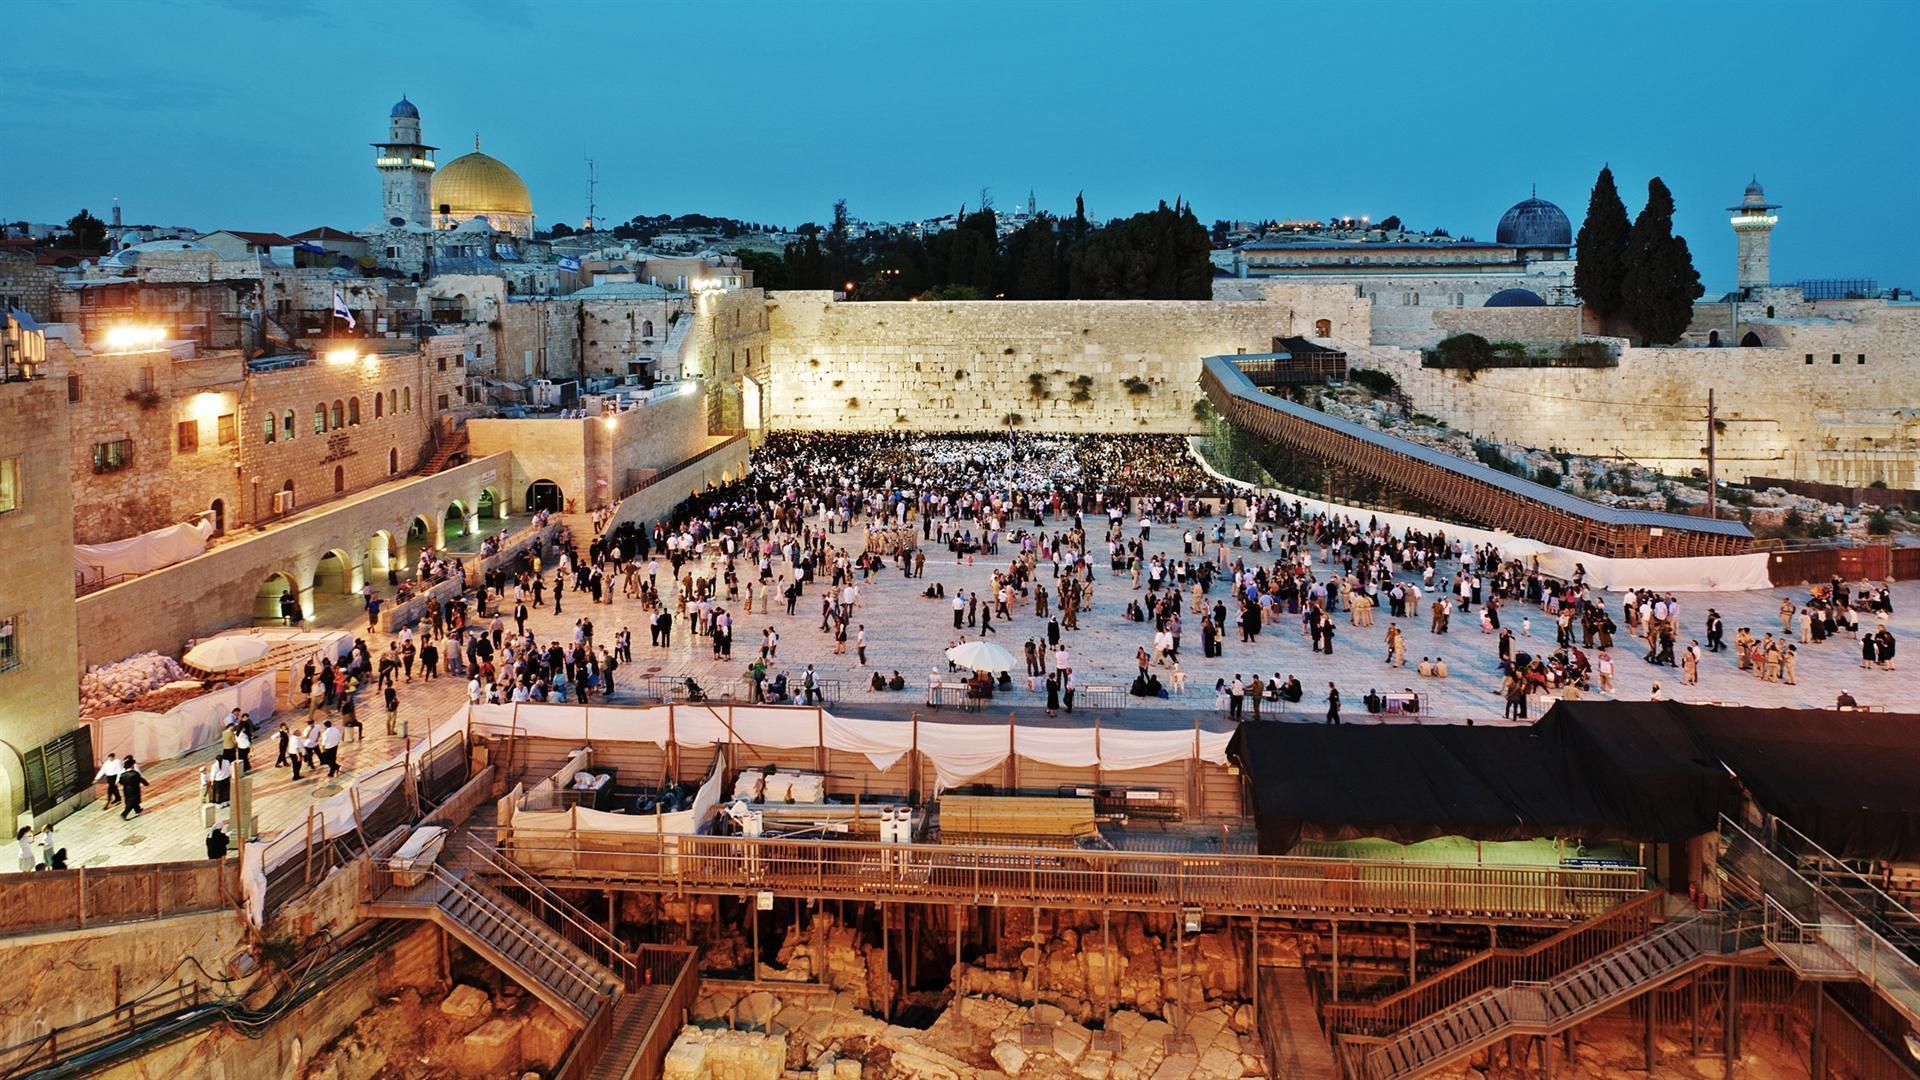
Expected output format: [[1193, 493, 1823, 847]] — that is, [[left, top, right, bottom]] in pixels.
[[1257, 969, 1339, 1080]]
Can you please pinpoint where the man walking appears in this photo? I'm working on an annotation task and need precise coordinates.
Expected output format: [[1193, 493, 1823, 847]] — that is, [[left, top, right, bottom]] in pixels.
[[1326, 683, 1342, 725], [118, 758, 148, 819], [319, 720, 343, 778]]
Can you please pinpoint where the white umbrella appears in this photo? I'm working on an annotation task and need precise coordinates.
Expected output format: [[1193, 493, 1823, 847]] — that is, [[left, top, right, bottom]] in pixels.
[[184, 635, 272, 672], [946, 640, 1014, 672]]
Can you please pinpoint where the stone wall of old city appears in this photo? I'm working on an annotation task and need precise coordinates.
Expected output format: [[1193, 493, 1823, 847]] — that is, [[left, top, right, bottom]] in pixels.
[[0, 371, 82, 824], [467, 383, 712, 514], [762, 286, 1366, 434], [72, 453, 513, 669], [691, 287, 772, 431], [1352, 305, 1920, 485]]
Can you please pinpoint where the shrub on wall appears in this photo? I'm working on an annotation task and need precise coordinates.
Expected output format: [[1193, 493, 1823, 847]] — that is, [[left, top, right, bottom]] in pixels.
[[1346, 368, 1398, 397], [1121, 376, 1151, 395], [1430, 333, 1495, 368]]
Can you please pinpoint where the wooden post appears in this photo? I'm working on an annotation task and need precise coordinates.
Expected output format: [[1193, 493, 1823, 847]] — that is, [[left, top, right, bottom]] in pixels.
[[882, 902, 892, 1020], [1249, 916, 1260, 1017], [1723, 969, 1738, 1080], [1103, 906, 1113, 1019], [1644, 992, 1656, 1072], [1690, 978, 1701, 1057], [1006, 713, 1017, 793], [1331, 920, 1341, 1001], [909, 713, 921, 804], [1407, 922, 1416, 984], [954, 904, 963, 987], [667, 704, 679, 781], [752, 896, 761, 982], [1093, 715, 1103, 789], [1810, 986, 1824, 1079], [1190, 713, 1203, 816], [816, 708, 826, 774]]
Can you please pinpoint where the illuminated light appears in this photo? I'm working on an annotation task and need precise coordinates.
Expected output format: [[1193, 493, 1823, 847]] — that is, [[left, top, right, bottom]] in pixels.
[[103, 325, 168, 352], [601, 414, 618, 429], [326, 347, 359, 365], [188, 392, 226, 420]]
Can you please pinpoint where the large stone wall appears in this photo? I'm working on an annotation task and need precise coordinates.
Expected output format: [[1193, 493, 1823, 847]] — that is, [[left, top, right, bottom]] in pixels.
[[762, 287, 1364, 433], [72, 453, 514, 669], [1354, 305, 1920, 485], [0, 370, 82, 825], [1429, 305, 1585, 344], [467, 383, 711, 514]]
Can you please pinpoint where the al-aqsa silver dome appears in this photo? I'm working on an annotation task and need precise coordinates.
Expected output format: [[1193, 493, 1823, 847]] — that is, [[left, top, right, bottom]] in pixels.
[[1496, 195, 1572, 248]]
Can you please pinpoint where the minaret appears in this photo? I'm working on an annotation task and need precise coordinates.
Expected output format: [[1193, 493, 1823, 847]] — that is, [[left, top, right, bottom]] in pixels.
[[373, 96, 436, 227], [1728, 177, 1780, 290]]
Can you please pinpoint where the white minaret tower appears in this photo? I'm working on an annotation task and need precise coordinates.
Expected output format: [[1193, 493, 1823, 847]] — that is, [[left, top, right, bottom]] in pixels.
[[373, 96, 436, 227], [1728, 177, 1781, 290]]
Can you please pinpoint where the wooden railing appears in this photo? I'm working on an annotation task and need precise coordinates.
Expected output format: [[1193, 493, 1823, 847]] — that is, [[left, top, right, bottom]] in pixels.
[[0, 857, 239, 937], [452, 833, 637, 987], [1322, 889, 1667, 1036], [633, 945, 700, 1080], [0, 977, 206, 1074], [500, 832, 1645, 922]]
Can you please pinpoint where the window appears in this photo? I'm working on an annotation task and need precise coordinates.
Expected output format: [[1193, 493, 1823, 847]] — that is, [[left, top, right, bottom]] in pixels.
[[0, 614, 19, 674], [374, 394, 384, 419], [403, 387, 411, 413], [331, 400, 344, 429], [217, 413, 236, 445], [1805, 354, 1814, 365], [389, 447, 399, 475], [314, 404, 327, 434], [1833, 354, 1842, 365], [1858, 354, 1867, 365], [437, 358, 446, 372], [385, 246, 397, 258], [67, 374, 81, 403], [262, 413, 277, 443], [348, 398, 360, 425], [177, 420, 199, 452], [333, 465, 345, 493], [93, 438, 133, 473], [0, 456, 19, 514], [437, 393, 449, 411], [388, 389, 396, 416], [283, 410, 295, 440]]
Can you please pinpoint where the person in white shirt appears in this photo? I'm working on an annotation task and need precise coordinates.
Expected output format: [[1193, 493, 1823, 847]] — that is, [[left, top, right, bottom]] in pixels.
[[318, 721, 344, 778], [467, 677, 482, 704]]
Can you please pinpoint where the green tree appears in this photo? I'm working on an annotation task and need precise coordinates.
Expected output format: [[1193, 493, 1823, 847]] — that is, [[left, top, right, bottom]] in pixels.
[[1619, 177, 1704, 345], [1574, 165, 1631, 321], [65, 208, 108, 254], [825, 199, 856, 291], [735, 249, 789, 290]]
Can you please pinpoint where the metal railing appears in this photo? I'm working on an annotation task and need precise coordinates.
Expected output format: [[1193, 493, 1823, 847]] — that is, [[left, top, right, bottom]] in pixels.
[[452, 834, 637, 987], [1323, 889, 1667, 1036], [1720, 815, 1920, 1028], [498, 831, 1644, 922]]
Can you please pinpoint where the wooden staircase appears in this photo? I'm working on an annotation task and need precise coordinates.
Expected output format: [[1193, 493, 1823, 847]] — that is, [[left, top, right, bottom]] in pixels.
[[367, 865, 621, 1025], [421, 428, 470, 474], [1358, 914, 1730, 1080], [586, 985, 675, 1080]]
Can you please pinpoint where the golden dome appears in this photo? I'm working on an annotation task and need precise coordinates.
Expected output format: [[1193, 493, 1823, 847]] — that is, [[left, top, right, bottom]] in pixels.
[[431, 150, 532, 219]]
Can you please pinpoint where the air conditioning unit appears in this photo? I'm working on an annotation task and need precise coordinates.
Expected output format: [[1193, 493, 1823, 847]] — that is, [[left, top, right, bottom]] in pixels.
[[272, 490, 296, 515]]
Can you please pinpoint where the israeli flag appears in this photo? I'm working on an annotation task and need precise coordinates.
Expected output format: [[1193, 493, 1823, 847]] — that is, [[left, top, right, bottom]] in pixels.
[[332, 290, 356, 329], [559, 255, 582, 272]]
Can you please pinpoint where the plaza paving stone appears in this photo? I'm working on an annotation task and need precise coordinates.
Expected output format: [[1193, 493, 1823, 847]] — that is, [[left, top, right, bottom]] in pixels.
[[48, 508, 1917, 871]]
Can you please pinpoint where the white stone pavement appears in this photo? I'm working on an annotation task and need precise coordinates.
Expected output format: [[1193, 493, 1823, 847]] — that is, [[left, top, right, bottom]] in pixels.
[[43, 508, 1917, 871]]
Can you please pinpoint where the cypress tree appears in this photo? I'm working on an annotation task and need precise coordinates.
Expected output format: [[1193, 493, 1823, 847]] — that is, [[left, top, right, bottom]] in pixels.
[[1573, 166, 1630, 321], [1620, 177, 1704, 345]]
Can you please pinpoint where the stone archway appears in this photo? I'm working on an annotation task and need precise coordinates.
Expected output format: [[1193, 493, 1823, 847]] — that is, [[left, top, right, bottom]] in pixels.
[[367, 530, 398, 586], [526, 479, 563, 515], [313, 549, 355, 596], [478, 487, 503, 523], [444, 499, 469, 543], [406, 515, 436, 563], [0, 740, 25, 830], [254, 570, 301, 625]]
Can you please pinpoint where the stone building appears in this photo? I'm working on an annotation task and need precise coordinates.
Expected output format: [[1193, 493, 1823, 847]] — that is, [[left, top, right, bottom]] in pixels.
[[373, 96, 436, 228], [0, 321, 82, 830]]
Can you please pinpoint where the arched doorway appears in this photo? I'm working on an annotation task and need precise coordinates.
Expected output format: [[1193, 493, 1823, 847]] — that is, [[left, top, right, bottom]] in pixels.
[[209, 498, 225, 535], [478, 487, 502, 523], [1741, 331, 1763, 347], [526, 479, 563, 515], [254, 571, 301, 625], [443, 500, 469, 543], [313, 549, 353, 597], [1708, 330, 1720, 347], [366, 530, 397, 586], [389, 447, 399, 476], [405, 515, 434, 564], [334, 465, 345, 494]]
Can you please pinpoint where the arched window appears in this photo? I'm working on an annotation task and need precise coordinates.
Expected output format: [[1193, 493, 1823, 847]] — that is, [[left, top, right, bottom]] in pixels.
[[389, 447, 399, 475], [331, 400, 344, 429], [313, 404, 327, 434], [262, 413, 276, 443], [402, 387, 411, 413], [641, 319, 654, 337], [1708, 330, 1721, 347], [283, 410, 295, 440], [374, 394, 384, 419], [1314, 319, 1333, 337], [348, 397, 360, 425], [333, 465, 345, 493], [388, 389, 397, 416]]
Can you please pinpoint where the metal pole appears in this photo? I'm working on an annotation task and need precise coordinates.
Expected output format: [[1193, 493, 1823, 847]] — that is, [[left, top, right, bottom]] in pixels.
[[1706, 389, 1717, 520], [1810, 986, 1824, 1079], [1644, 991, 1656, 1072], [1331, 920, 1340, 1002]]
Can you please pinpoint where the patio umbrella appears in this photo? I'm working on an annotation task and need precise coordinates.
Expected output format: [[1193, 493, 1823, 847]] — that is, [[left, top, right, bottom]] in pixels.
[[183, 635, 271, 672], [946, 640, 1014, 672]]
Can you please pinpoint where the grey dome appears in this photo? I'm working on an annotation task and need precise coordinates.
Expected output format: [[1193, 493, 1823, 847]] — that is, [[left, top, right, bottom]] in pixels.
[[391, 96, 419, 119], [1485, 288, 1546, 308], [1496, 196, 1572, 248], [1745, 176, 1765, 198]]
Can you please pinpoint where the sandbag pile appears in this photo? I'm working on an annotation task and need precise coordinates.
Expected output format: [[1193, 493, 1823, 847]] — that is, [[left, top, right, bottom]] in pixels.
[[80, 652, 190, 717]]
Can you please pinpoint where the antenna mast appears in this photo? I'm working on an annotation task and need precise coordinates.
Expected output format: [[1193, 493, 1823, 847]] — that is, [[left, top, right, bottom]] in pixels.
[[584, 157, 602, 232]]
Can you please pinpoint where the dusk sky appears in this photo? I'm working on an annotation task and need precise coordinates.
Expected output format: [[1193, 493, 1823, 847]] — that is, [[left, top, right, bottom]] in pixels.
[[6, 0, 1914, 294]]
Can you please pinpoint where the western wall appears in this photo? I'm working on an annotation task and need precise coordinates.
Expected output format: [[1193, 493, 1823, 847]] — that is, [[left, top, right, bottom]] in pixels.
[[759, 287, 1368, 434]]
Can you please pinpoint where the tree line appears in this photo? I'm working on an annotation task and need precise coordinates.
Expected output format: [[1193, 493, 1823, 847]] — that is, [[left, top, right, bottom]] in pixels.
[[737, 195, 1215, 301], [1574, 166, 1704, 345]]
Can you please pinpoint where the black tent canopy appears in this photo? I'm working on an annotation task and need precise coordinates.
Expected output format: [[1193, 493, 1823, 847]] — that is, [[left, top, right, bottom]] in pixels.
[[1228, 702, 1920, 861]]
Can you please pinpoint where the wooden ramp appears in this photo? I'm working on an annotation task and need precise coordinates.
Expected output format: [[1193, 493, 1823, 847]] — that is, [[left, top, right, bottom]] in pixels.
[[1257, 969, 1339, 1080], [586, 985, 674, 1080]]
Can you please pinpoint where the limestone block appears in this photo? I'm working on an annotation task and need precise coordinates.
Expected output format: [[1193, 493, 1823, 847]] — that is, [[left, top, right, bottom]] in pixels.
[[1073, 1052, 1114, 1080], [1148, 1055, 1196, 1080], [890, 1049, 965, 1080], [1031, 1002, 1067, 1026], [738, 990, 778, 1027], [438, 982, 493, 1021], [663, 1029, 709, 1080], [520, 1004, 576, 1070], [1054, 1021, 1092, 1064], [1107, 1011, 1148, 1043], [1195, 1044, 1243, 1080], [833, 1058, 862, 1080], [453, 1016, 525, 1075], [992, 1040, 1031, 1075]]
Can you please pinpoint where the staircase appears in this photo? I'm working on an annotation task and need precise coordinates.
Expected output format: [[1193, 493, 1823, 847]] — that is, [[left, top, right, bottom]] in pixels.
[[368, 863, 622, 1025], [1358, 914, 1730, 1080], [586, 985, 675, 1080], [421, 428, 470, 474]]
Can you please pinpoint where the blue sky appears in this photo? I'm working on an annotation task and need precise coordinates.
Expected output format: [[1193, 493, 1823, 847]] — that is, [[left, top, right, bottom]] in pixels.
[[5, 0, 1914, 294]]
